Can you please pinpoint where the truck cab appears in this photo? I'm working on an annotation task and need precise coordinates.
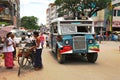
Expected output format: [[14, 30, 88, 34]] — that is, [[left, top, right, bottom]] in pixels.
[[50, 17, 99, 63]]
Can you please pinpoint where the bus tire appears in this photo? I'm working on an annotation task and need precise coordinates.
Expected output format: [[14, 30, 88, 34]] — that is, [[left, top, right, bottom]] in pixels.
[[87, 53, 98, 63], [57, 48, 65, 64]]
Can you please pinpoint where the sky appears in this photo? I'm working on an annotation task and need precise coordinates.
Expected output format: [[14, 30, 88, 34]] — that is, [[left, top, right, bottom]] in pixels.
[[20, 0, 55, 25]]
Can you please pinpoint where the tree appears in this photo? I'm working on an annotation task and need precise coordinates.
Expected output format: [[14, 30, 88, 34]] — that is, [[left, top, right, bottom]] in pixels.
[[21, 16, 39, 30], [0, 22, 11, 26], [54, 0, 111, 18]]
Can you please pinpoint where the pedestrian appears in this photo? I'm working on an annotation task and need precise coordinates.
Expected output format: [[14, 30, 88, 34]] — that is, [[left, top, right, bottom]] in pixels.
[[39, 33, 44, 48], [31, 31, 43, 70], [98, 34, 102, 44], [46, 33, 49, 48], [0, 36, 2, 43], [0, 36, 3, 50], [10, 33, 16, 60], [26, 32, 32, 43], [106, 31, 108, 41], [2, 32, 14, 69]]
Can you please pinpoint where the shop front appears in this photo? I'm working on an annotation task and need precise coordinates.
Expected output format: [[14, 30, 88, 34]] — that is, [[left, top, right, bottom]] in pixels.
[[112, 21, 120, 31], [94, 21, 104, 34]]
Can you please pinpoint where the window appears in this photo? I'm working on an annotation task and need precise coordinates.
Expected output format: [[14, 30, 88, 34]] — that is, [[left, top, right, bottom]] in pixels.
[[53, 26, 57, 33], [77, 26, 91, 33], [117, 10, 120, 16], [113, 10, 120, 16], [61, 25, 92, 34], [61, 25, 77, 34], [51, 23, 58, 33], [113, 10, 116, 16]]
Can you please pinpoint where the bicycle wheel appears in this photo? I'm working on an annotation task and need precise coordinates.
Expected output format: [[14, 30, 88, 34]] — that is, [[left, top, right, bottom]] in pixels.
[[18, 67, 21, 76], [18, 53, 28, 76], [18, 54, 28, 67]]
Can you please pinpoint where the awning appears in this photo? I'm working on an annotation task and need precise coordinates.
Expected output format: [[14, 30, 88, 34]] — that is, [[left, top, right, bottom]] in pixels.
[[112, 21, 120, 27], [0, 29, 8, 38], [1, 26, 14, 32], [0, 25, 14, 38]]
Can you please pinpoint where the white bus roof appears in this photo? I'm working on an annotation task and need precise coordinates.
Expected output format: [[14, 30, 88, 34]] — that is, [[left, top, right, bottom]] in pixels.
[[51, 17, 93, 23]]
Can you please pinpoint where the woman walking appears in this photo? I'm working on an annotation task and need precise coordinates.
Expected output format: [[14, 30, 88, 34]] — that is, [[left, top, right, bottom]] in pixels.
[[3, 32, 14, 69]]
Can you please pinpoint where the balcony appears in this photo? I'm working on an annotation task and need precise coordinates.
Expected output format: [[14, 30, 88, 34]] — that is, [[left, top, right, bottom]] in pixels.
[[0, 0, 12, 22], [0, 0, 12, 8], [0, 14, 12, 20], [112, 0, 120, 6], [0, 0, 11, 3]]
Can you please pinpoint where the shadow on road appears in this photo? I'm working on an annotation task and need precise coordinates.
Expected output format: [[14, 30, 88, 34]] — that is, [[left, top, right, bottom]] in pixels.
[[0, 60, 35, 77], [49, 51, 99, 65]]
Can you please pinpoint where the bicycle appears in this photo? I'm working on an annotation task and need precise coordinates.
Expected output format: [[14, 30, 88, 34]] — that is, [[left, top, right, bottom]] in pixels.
[[17, 42, 35, 76]]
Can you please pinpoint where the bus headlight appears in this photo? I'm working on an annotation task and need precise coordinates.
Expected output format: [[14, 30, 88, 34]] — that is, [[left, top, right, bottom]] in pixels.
[[65, 40, 70, 45], [89, 39, 93, 44]]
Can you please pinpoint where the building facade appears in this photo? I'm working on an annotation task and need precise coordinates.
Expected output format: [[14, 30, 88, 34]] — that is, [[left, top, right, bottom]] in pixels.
[[46, 3, 57, 28], [0, 0, 20, 27], [12, 0, 20, 27], [92, 9, 105, 34], [112, 6, 120, 31], [90, 6, 120, 34], [46, 2, 120, 34]]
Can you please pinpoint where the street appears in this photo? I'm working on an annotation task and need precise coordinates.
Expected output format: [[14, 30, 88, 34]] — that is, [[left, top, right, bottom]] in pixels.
[[0, 41, 120, 80]]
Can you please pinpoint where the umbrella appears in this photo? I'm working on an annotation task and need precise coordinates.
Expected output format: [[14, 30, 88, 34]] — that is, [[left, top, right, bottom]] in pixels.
[[0, 29, 9, 38], [1, 26, 14, 32], [0, 26, 14, 38]]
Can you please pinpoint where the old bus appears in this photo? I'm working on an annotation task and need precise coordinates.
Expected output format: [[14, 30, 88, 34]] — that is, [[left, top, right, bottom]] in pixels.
[[49, 17, 99, 63]]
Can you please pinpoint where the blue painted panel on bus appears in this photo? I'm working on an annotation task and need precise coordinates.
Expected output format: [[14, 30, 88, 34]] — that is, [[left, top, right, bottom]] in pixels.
[[85, 34, 94, 39], [71, 22, 81, 24]]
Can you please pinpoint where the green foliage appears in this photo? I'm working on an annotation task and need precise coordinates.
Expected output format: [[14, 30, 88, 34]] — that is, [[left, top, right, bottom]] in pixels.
[[0, 22, 11, 26], [21, 16, 39, 30], [54, 0, 111, 17], [84, 0, 111, 17]]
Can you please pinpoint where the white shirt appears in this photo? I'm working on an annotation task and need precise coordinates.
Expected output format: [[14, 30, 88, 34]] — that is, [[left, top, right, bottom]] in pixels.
[[26, 37, 32, 43], [3, 37, 14, 52]]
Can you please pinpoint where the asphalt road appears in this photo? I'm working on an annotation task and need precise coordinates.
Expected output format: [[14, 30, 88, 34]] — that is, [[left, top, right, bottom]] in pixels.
[[0, 41, 120, 80]]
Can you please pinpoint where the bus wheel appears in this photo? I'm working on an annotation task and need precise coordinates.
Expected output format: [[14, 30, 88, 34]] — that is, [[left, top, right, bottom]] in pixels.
[[87, 53, 98, 63], [57, 49, 65, 64]]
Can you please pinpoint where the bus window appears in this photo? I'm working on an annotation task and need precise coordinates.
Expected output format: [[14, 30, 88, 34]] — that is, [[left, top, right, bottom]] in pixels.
[[77, 26, 88, 32], [77, 26, 92, 33], [61, 25, 77, 34], [88, 26, 92, 33], [53, 26, 58, 33]]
